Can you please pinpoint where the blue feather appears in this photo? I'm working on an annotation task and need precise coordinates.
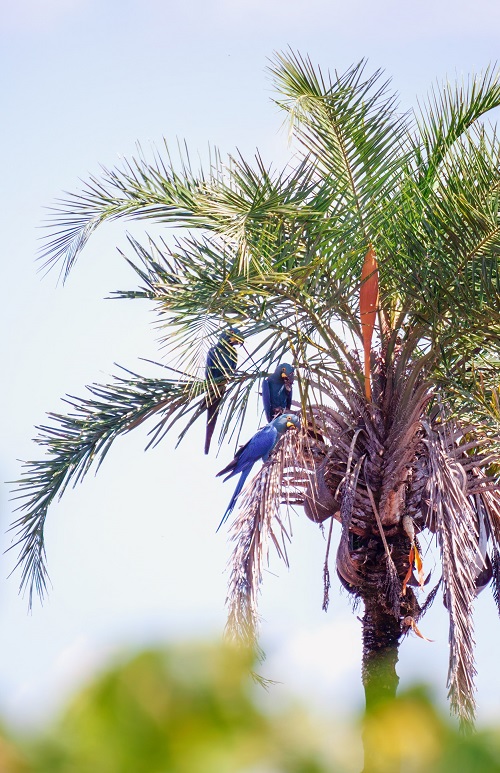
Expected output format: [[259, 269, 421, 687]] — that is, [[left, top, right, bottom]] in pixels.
[[204, 328, 243, 454], [216, 413, 300, 530], [262, 363, 294, 422]]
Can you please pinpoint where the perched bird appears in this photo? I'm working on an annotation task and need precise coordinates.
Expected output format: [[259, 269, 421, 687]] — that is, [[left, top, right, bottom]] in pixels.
[[204, 328, 244, 454], [262, 363, 295, 422], [216, 413, 301, 529]]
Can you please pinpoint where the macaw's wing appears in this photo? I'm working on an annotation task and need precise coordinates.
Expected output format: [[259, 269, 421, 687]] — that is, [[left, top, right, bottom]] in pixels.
[[206, 342, 237, 381], [261, 424, 282, 461], [216, 425, 276, 480], [216, 439, 250, 479], [205, 341, 238, 453], [262, 378, 272, 422], [285, 383, 293, 411], [216, 425, 278, 530], [205, 345, 220, 380], [239, 424, 276, 464], [269, 379, 283, 413]]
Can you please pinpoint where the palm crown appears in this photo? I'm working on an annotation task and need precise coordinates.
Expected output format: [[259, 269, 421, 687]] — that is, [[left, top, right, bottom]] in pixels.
[[12, 51, 500, 726]]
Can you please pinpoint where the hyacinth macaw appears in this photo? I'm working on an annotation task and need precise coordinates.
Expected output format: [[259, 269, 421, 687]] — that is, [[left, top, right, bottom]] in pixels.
[[262, 363, 295, 422], [216, 413, 301, 530], [204, 327, 244, 454]]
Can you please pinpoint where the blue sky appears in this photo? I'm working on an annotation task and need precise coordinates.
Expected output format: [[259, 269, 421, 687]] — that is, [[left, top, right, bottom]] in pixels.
[[1, 0, 500, 730]]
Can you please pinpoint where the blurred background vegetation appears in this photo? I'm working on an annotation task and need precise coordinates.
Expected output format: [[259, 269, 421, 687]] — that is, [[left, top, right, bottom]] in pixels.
[[1, 641, 500, 773]]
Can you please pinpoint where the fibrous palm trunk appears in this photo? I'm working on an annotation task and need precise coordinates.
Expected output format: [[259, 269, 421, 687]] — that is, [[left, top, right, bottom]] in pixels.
[[362, 596, 401, 709]]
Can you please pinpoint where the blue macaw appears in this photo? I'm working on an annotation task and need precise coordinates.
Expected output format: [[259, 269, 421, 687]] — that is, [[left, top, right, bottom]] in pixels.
[[204, 327, 244, 454], [262, 363, 295, 422], [216, 413, 301, 529]]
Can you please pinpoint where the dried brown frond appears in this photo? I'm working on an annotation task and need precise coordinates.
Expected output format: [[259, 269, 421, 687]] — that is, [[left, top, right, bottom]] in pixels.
[[336, 455, 365, 589], [224, 430, 300, 648], [322, 517, 334, 612], [417, 577, 442, 620], [423, 421, 479, 725]]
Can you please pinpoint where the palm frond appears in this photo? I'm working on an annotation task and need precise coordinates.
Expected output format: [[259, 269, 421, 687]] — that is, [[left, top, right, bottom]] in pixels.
[[41, 141, 213, 282], [41, 141, 321, 283], [415, 65, 500, 187], [224, 429, 303, 647], [10, 368, 203, 606], [423, 422, 479, 725], [269, 50, 412, 247], [113, 230, 363, 387]]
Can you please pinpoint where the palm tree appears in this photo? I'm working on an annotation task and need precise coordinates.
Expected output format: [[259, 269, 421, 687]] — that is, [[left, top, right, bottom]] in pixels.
[[12, 52, 500, 748]]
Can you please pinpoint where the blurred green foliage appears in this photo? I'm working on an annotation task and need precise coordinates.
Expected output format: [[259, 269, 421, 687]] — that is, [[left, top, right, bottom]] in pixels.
[[362, 686, 500, 773], [1, 642, 500, 772]]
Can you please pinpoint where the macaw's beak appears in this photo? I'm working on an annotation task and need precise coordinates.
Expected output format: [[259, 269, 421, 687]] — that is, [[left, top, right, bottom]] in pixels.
[[230, 336, 243, 345], [282, 371, 293, 391], [286, 420, 298, 429]]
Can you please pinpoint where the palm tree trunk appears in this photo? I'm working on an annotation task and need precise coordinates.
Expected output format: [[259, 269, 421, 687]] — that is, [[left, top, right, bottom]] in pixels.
[[361, 595, 401, 773], [362, 597, 400, 708]]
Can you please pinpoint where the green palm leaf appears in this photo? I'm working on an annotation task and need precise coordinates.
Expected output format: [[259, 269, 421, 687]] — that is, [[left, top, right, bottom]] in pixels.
[[10, 368, 203, 606]]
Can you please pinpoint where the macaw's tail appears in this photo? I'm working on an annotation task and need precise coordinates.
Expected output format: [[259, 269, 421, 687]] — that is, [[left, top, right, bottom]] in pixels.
[[216, 469, 250, 531], [216, 444, 246, 479], [204, 396, 223, 454]]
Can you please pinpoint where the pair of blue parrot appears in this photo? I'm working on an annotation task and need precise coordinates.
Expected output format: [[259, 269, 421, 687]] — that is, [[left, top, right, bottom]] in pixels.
[[204, 329, 298, 527]]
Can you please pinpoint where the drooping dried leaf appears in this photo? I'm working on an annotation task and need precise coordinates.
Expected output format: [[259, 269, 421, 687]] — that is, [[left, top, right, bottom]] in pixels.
[[402, 545, 415, 596], [404, 615, 434, 642], [414, 542, 425, 588], [224, 429, 302, 648], [424, 421, 478, 725]]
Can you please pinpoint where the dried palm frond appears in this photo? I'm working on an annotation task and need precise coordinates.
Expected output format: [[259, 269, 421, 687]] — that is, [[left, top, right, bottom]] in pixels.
[[224, 430, 300, 648], [219, 347, 500, 725], [423, 421, 479, 726], [364, 462, 402, 618], [336, 453, 365, 589], [322, 517, 335, 611], [417, 577, 442, 620]]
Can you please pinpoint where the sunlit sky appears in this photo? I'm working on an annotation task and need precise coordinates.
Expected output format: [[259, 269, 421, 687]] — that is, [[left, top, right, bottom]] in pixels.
[[2, 0, 500, 729]]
